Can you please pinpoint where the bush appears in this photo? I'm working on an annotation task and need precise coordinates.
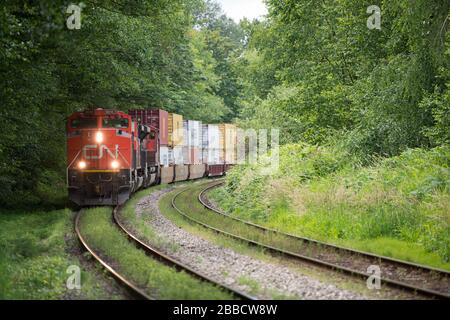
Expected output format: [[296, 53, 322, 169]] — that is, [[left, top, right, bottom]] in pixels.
[[211, 144, 450, 265]]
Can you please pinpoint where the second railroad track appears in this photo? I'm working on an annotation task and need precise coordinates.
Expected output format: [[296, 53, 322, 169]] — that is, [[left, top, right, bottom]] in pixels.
[[170, 180, 450, 299]]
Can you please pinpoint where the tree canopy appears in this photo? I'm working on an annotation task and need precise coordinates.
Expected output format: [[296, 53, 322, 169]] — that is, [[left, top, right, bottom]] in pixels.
[[237, 0, 449, 158], [0, 0, 448, 207], [0, 0, 245, 206]]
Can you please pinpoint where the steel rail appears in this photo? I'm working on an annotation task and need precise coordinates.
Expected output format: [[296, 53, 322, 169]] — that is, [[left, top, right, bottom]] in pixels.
[[112, 206, 255, 300], [75, 210, 153, 300], [170, 182, 450, 299], [200, 181, 450, 274]]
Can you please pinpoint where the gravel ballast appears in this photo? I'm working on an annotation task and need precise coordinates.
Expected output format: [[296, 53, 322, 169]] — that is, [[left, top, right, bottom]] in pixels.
[[135, 187, 367, 300]]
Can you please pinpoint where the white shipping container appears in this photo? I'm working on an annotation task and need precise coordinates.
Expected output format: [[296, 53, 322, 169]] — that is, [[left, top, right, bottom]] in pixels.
[[173, 146, 184, 165], [168, 148, 174, 165], [182, 146, 190, 164], [202, 125, 209, 148], [203, 148, 220, 164], [183, 120, 202, 148], [208, 125, 220, 149], [189, 120, 202, 148], [202, 124, 221, 164], [160, 146, 170, 167]]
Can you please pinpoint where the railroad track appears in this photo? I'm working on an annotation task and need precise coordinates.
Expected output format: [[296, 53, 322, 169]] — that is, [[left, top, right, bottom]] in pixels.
[[112, 206, 254, 300], [171, 180, 450, 299], [75, 204, 254, 300], [75, 210, 152, 300]]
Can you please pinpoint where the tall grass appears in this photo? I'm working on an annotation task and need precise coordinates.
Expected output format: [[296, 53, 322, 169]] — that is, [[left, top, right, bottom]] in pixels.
[[210, 144, 450, 269], [0, 209, 114, 299]]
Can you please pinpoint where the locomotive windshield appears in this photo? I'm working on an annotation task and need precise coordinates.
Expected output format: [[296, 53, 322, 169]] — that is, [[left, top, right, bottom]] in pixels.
[[103, 118, 129, 128], [71, 118, 97, 128]]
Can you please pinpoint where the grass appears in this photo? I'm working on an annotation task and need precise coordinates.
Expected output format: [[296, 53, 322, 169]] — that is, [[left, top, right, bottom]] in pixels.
[[236, 276, 260, 295], [209, 144, 450, 270], [118, 180, 419, 299], [158, 183, 411, 300], [78, 201, 233, 300], [171, 182, 311, 255], [158, 185, 286, 262], [119, 181, 304, 299], [0, 209, 117, 299], [120, 181, 295, 299]]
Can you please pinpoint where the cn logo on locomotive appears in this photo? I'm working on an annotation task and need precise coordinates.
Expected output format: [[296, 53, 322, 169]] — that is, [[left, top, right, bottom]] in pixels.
[[82, 144, 119, 160]]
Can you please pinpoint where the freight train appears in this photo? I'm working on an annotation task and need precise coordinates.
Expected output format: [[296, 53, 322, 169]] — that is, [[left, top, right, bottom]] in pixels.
[[66, 108, 237, 206]]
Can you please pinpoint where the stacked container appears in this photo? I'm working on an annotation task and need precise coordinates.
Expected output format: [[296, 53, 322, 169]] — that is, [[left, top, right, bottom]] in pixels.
[[128, 109, 169, 165], [168, 113, 184, 147], [182, 120, 202, 164], [189, 120, 202, 164], [159, 146, 170, 167], [219, 124, 237, 164], [202, 124, 220, 164], [168, 113, 184, 165], [128, 109, 168, 144]]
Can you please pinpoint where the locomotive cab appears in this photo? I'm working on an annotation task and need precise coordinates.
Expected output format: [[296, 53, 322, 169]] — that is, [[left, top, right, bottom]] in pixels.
[[66, 108, 135, 206]]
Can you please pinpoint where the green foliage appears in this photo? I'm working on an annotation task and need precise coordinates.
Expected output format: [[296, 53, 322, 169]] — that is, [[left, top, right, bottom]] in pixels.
[[0, 209, 115, 299], [0, 0, 245, 207], [211, 145, 450, 267], [237, 0, 450, 158]]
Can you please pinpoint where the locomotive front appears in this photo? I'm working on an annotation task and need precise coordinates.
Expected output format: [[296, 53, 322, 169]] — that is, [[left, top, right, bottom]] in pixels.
[[66, 108, 134, 206]]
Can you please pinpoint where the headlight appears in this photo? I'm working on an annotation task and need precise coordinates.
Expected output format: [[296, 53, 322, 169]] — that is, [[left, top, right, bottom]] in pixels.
[[111, 160, 119, 169], [78, 161, 87, 169], [95, 131, 104, 143]]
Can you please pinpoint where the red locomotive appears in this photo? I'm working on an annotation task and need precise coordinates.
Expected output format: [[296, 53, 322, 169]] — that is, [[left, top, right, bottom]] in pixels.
[[66, 108, 236, 206]]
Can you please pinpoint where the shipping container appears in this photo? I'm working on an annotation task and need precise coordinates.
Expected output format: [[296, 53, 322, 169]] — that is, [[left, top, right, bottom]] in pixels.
[[168, 148, 173, 165], [183, 120, 202, 148], [219, 124, 237, 164], [159, 146, 170, 167], [190, 147, 202, 164], [168, 113, 184, 147], [181, 146, 201, 164], [202, 148, 208, 164], [219, 147, 225, 164], [128, 109, 168, 145], [202, 124, 221, 164], [183, 121, 189, 146], [189, 120, 202, 148], [173, 145, 184, 165], [182, 145, 190, 164]]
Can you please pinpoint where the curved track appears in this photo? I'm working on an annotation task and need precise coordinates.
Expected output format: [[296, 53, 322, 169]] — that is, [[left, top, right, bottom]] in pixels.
[[76, 206, 253, 300], [112, 206, 255, 300], [75, 210, 152, 300], [170, 180, 450, 299]]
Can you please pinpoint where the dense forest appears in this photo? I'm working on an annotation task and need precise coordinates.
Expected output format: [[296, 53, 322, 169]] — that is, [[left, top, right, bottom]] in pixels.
[[1, 1, 450, 299], [1, 0, 449, 213], [214, 0, 450, 264], [0, 0, 245, 206]]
